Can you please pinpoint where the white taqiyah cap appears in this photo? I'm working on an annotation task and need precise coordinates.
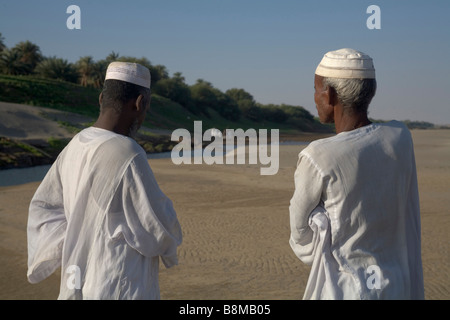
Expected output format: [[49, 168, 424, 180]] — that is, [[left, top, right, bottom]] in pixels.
[[105, 62, 151, 88], [315, 48, 375, 79]]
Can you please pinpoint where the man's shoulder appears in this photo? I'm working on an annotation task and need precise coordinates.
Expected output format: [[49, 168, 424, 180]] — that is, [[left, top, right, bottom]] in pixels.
[[300, 133, 340, 157], [99, 135, 146, 165], [102, 134, 143, 153], [73, 127, 146, 163], [300, 121, 411, 160]]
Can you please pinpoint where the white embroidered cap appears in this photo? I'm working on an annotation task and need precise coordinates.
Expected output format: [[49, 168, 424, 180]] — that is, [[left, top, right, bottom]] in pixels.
[[105, 62, 151, 88], [315, 48, 376, 79]]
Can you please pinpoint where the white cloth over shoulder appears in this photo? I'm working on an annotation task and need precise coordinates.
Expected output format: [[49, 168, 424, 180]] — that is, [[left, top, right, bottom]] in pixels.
[[297, 206, 337, 299], [289, 121, 424, 300], [27, 127, 182, 299]]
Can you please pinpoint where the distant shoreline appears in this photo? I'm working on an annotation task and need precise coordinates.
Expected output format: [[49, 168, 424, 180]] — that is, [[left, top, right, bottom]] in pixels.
[[0, 140, 316, 187], [0, 132, 331, 173], [0, 100, 334, 170]]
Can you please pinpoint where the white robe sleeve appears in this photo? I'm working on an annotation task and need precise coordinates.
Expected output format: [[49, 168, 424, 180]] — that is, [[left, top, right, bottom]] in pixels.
[[27, 161, 67, 284], [107, 153, 182, 268], [289, 152, 325, 265]]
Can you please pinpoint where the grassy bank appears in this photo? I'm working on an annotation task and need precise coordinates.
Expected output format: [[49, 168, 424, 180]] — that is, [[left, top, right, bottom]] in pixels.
[[0, 74, 100, 117], [0, 133, 177, 170], [0, 136, 64, 169], [0, 74, 332, 133], [0, 74, 334, 169]]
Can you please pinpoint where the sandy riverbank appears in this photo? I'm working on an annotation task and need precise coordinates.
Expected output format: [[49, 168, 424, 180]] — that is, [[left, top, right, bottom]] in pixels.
[[0, 129, 448, 300]]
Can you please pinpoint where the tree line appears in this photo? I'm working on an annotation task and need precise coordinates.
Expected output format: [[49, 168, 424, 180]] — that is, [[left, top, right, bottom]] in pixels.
[[0, 33, 322, 128]]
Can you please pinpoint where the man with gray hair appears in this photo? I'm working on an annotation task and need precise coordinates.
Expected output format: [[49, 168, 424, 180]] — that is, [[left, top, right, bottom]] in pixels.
[[289, 48, 424, 299], [27, 62, 182, 299]]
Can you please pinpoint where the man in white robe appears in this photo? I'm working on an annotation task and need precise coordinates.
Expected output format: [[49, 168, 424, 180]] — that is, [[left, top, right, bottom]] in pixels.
[[27, 62, 182, 299], [289, 48, 424, 299]]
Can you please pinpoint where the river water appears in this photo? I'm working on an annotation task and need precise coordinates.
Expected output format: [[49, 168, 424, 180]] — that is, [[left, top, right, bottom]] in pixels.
[[0, 141, 308, 187], [0, 152, 172, 187]]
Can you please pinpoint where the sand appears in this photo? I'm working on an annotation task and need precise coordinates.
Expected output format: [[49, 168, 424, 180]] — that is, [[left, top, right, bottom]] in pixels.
[[0, 106, 448, 299], [0, 101, 93, 144], [158, 129, 450, 300]]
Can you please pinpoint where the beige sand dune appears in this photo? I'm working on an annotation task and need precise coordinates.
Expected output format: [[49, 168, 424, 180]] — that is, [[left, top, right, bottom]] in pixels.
[[0, 101, 93, 144], [0, 102, 448, 299]]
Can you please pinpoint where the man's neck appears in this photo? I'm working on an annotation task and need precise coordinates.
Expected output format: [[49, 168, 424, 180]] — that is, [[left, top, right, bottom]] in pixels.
[[93, 111, 129, 137], [334, 107, 372, 134]]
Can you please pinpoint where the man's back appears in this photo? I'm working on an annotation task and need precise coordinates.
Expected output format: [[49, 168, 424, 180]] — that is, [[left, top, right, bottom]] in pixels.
[[290, 121, 424, 299], [27, 127, 182, 299]]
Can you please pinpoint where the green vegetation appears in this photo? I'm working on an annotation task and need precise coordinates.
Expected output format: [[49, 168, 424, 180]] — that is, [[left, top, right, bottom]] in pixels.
[[0, 74, 100, 117], [0, 32, 441, 133], [46, 137, 70, 155], [402, 120, 436, 130], [0, 137, 53, 169], [1, 32, 439, 169], [0, 33, 331, 135], [56, 121, 82, 134], [369, 118, 439, 130], [0, 136, 76, 169]]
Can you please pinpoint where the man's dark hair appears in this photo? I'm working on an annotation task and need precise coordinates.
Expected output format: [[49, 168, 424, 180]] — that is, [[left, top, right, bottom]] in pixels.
[[100, 79, 151, 113]]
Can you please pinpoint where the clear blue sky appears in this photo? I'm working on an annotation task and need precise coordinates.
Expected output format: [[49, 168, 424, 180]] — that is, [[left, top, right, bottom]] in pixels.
[[1, 0, 449, 124]]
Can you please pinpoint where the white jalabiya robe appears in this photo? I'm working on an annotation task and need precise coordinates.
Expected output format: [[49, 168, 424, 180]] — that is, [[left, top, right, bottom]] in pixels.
[[27, 127, 182, 299], [289, 121, 424, 300]]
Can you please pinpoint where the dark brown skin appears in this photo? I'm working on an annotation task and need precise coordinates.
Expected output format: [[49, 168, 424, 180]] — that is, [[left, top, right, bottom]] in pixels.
[[93, 92, 149, 137], [314, 74, 372, 134]]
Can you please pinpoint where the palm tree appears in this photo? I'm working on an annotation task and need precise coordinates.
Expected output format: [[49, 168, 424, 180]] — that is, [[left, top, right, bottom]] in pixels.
[[172, 72, 185, 83], [34, 57, 79, 83], [91, 60, 107, 88], [12, 40, 42, 74], [0, 48, 28, 75], [117, 56, 152, 70], [105, 51, 120, 63], [76, 56, 95, 87], [150, 64, 169, 86], [0, 33, 6, 52]]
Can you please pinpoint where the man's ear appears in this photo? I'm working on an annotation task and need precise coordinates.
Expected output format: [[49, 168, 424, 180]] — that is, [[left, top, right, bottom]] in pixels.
[[327, 86, 338, 107], [98, 92, 103, 107], [135, 94, 144, 112]]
